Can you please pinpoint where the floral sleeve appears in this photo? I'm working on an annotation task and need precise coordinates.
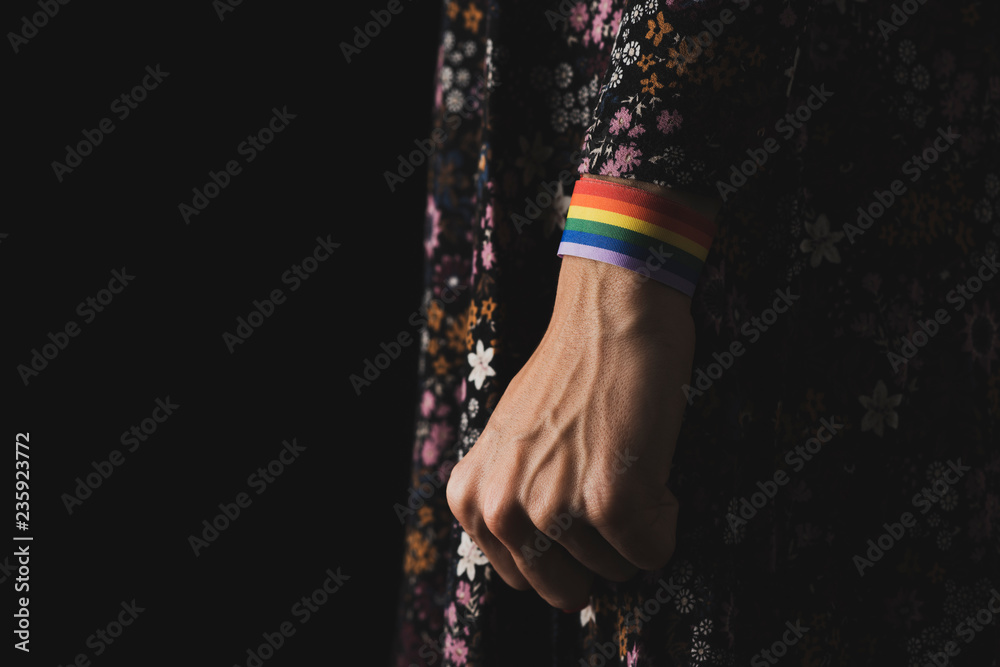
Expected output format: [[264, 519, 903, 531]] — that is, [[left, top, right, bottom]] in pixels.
[[579, 0, 803, 200], [554, 0, 806, 290]]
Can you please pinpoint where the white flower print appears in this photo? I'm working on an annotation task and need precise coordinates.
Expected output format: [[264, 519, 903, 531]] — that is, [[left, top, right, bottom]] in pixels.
[[446, 89, 467, 113], [467, 340, 496, 390], [936, 528, 955, 550], [899, 39, 917, 64], [579, 604, 596, 627], [456, 530, 490, 581], [926, 461, 948, 482], [723, 497, 745, 544], [608, 66, 623, 89], [859, 380, 902, 437], [552, 109, 569, 133], [800, 213, 845, 266], [463, 427, 481, 448], [690, 640, 711, 663], [674, 588, 695, 613], [939, 490, 958, 511], [985, 173, 999, 198], [622, 41, 641, 65], [672, 560, 693, 584], [555, 62, 573, 89], [911, 65, 930, 91]]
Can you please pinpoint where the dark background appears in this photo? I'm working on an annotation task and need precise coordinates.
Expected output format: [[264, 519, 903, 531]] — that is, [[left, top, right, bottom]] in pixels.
[[5, 0, 440, 664]]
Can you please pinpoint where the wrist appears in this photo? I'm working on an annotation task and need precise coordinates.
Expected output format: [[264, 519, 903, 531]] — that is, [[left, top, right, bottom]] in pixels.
[[550, 255, 694, 340]]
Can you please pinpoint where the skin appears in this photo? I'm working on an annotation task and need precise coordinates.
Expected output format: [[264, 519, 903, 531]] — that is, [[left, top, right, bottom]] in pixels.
[[446, 174, 720, 610]]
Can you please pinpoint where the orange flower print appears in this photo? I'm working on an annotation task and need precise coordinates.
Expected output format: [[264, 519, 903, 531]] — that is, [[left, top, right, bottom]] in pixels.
[[646, 12, 672, 47], [667, 41, 699, 76], [463, 2, 483, 32], [448, 313, 469, 352], [636, 53, 656, 72], [418, 505, 433, 527], [446, 1, 460, 20], [404, 528, 436, 576], [641, 72, 664, 94], [427, 300, 444, 331], [480, 297, 497, 320]]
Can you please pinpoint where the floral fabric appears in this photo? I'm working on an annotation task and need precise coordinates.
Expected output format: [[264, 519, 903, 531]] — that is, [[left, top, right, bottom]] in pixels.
[[392, 1, 1000, 665]]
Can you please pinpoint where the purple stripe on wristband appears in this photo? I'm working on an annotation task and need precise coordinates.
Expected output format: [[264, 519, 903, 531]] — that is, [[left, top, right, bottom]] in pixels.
[[557, 241, 697, 296]]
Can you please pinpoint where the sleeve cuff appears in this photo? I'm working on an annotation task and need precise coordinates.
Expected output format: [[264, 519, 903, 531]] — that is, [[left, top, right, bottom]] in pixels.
[[556, 177, 717, 297]]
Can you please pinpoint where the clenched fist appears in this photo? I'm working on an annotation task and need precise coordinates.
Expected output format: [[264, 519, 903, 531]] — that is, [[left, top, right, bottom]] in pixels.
[[446, 254, 695, 610]]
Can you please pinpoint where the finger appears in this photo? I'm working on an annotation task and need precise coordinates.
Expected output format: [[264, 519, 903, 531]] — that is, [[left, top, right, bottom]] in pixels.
[[547, 516, 639, 582], [590, 483, 679, 571], [488, 503, 594, 610], [462, 520, 532, 591], [446, 462, 531, 591]]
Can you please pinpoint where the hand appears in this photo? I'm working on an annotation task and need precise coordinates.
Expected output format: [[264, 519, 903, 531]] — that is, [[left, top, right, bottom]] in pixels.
[[446, 255, 695, 610]]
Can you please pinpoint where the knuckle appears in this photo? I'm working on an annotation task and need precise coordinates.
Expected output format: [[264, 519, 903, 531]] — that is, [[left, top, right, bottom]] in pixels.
[[527, 496, 570, 535], [589, 490, 632, 526], [481, 492, 519, 542], [445, 464, 475, 522]]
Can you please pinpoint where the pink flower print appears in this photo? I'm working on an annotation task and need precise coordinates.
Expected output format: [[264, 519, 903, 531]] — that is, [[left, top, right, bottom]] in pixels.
[[608, 107, 632, 135], [420, 390, 435, 417], [613, 144, 642, 174], [480, 240, 495, 270], [569, 2, 588, 31], [421, 422, 453, 466], [657, 109, 683, 134], [456, 580, 472, 607]]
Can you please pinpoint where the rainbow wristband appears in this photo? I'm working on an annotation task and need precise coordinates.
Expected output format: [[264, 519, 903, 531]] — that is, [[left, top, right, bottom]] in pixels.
[[556, 177, 716, 297]]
